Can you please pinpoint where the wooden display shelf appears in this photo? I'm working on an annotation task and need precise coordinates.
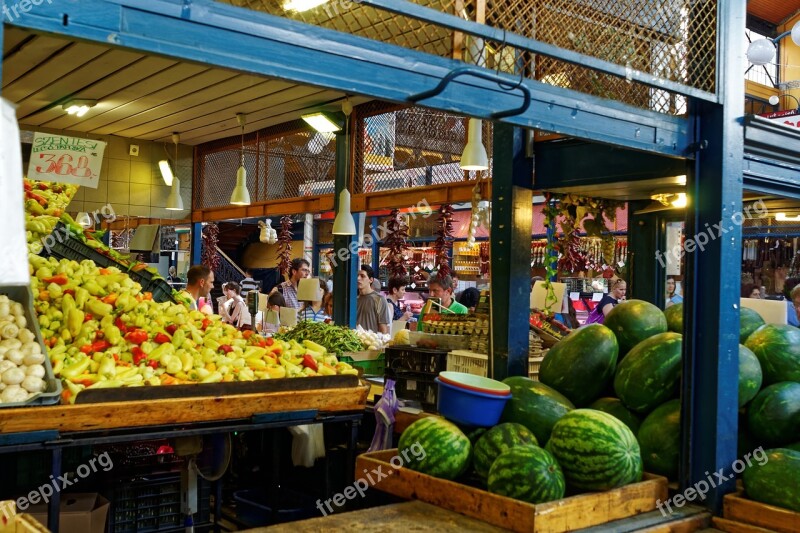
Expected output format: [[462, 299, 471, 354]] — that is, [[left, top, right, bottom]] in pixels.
[[720, 491, 800, 533], [0, 382, 369, 434], [356, 449, 668, 533]]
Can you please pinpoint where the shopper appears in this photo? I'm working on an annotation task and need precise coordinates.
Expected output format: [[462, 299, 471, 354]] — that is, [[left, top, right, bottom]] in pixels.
[[220, 281, 251, 330], [179, 265, 214, 312], [665, 277, 683, 308], [452, 273, 462, 300], [167, 266, 182, 284], [586, 278, 626, 324], [239, 269, 260, 298], [386, 276, 413, 321], [356, 265, 390, 333], [742, 283, 761, 299], [789, 284, 800, 327], [299, 279, 331, 323], [427, 272, 468, 314], [262, 292, 287, 334], [272, 258, 311, 309], [457, 287, 481, 312]]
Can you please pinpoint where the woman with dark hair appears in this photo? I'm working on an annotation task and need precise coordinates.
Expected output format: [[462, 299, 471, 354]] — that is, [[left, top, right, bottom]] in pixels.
[[457, 287, 481, 312], [220, 281, 251, 329], [741, 283, 761, 299]]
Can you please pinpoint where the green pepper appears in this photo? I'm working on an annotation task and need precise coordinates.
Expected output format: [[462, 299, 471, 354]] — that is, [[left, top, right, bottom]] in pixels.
[[62, 356, 92, 379], [83, 280, 105, 297], [68, 308, 84, 337], [103, 324, 122, 345], [171, 328, 186, 348], [97, 356, 116, 379], [86, 299, 113, 318], [148, 342, 175, 361], [75, 287, 90, 309], [200, 371, 223, 384], [61, 292, 76, 317]]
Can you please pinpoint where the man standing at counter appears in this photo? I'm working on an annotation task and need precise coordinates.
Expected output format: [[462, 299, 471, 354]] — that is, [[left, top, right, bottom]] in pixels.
[[273, 258, 310, 309], [178, 265, 214, 312], [428, 272, 468, 314], [356, 265, 389, 333]]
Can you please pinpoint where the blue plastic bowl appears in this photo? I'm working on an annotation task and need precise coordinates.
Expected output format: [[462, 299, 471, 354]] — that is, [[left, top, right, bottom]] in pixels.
[[435, 377, 511, 427]]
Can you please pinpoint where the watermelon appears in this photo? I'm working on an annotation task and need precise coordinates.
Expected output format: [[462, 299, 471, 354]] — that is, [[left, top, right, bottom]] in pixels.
[[740, 307, 766, 344], [398, 416, 471, 480], [747, 382, 800, 447], [785, 442, 800, 453], [473, 423, 538, 480], [604, 299, 668, 355], [738, 344, 763, 407], [637, 399, 681, 479], [664, 303, 683, 333], [538, 324, 619, 406], [588, 398, 642, 434], [487, 445, 565, 504], [500, 376, 574, 445], [546, 409, 643, 491], [466, 427, 488, 445], [614, 332, 682, 414], [744, 325, 800, 385], [742, 448, 800, 512]]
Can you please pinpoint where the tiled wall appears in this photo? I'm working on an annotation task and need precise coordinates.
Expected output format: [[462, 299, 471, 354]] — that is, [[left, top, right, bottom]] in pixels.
[[26, 130, 193, 219]]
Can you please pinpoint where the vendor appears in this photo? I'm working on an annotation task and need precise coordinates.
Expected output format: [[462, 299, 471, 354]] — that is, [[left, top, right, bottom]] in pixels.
[[427, 272, 468, 315], [356, 265, 390, 333], [271, 258, 310, 309], [386, 276, 414, 321], [665, 277, 683, 308], [179, 265, 214, 313]]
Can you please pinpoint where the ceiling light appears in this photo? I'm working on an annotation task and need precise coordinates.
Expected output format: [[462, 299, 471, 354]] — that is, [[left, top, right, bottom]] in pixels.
[[283, 0, 328, 12], [671, 193, 687, 208], [62, 99, 97, 118], [747, 21, 800, 66], [769, 94, 800, 110], [460, 118, 489, 171], [776, 212, 800, 222], [166, 178, 184, 211], [332, 98, 357, 235], [159, 133, 180, 186], [230, 113, 251, 206], [302, 112, 342, 133]]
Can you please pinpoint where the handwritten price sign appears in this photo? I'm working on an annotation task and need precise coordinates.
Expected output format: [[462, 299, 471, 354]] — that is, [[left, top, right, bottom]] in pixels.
[[27, 133, 106, 188]]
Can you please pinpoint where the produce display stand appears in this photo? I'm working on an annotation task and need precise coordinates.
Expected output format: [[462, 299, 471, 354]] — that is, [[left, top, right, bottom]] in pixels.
[[0, 377, 369, 532], [712, 492, 800, 533], [356, 449, 668, 533]]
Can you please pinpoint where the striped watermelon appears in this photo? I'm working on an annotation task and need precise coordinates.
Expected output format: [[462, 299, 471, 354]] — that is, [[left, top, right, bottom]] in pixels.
[[739, 344, 763, 407], [742, 448, 800, 512], [588, 397, 642, 434], [539, 324, 619, 406], [614, 332, 682, 414], [500, 376, 574, 445], [637, 399, 681, 479], [487, 445, 565, 504], [604, 299, 668, 356], [398, 416, 471, 480], [747, 382, 800, 447], [473, 423, 539, 480], [663, 303, 683, 333], [744, 325, 800, 385], [546, 409, 643, 492], [740, 307, 766, 344]]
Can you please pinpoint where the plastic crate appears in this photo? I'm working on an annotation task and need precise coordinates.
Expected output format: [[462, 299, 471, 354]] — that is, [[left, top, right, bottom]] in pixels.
[[145, 278, 177, 304], [446, 350, 548, 381], [339, 351, 384, 376], [384, 345, 449, 378], [0, 285, 61, 407], [393, 371, 439, 411], [529, 355, 546, 381]]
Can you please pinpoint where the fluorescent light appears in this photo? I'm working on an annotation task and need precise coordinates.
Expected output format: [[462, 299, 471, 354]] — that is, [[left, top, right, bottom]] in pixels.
[[302, 112, 341, 133], [776, 212, 800, 222], [671, 193, 687, 208], [62, 99, 97, 118], [283, 0, 328, 12], [159, 160, 174, 186]]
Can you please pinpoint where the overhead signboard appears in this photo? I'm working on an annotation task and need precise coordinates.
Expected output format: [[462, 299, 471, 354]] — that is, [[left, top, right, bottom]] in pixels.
[[757, 109, 800, 130], [26, 132, 106, 188]]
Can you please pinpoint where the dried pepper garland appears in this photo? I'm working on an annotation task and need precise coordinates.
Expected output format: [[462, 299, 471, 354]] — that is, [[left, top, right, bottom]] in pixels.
[[433, 204, 454, 278], [201, 223, 220, 272], [384, 209, 409, 278], [277, 215, 294, 278]]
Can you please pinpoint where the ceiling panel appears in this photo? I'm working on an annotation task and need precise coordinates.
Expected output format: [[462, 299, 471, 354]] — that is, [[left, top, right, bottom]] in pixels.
[[748, 0, 800, 25]]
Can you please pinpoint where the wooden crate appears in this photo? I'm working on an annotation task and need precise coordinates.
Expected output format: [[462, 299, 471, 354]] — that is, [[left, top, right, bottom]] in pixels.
[[356, 449, 668, 533], [722, 492, 800, 533]]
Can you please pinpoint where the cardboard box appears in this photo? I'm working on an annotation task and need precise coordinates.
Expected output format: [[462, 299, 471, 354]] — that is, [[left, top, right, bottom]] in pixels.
[[28, 494, 109, 533]]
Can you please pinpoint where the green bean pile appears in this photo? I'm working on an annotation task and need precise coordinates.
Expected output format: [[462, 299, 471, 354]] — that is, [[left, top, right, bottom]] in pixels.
[[274, 321, 364, 354]]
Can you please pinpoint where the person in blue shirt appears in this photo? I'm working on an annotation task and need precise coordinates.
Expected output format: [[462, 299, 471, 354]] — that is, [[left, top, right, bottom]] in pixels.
[[665, 277, 683, 308], [788, 284, 800, 327]]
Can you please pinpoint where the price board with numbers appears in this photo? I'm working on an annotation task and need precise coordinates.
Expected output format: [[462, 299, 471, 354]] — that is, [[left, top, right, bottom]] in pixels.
[[26, 132, 106, 188]]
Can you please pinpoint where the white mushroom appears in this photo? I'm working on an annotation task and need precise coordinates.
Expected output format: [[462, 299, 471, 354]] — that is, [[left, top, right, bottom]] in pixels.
[[1, 385, 29, 403], [21, 376, 46, 394], [25, 365, 46, 379], [5, 349, 24, 366], [2, 367, 26, 386], [23, 351, 45, 366]]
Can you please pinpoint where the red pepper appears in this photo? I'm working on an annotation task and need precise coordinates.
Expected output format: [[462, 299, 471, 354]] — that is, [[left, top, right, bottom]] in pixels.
[[219, 345, 233, 354], [265, 338, 274, 347], [23, 181, 32, 192], [132, 347, 147, 365], [201, 318, 211, 331], [43, 274, 68, 286], [124, 329, 148, 345], [101, 294, 118, 305], [63, 289, 75, 297], [147, 359, 159, 369], [302, 354, 318, 372], [165, 324, 178, 336], [115, 318, 128, 334], [91, 340, 111, 353], [84, 313, 93, 323], [113, 354, 120, 362], [37, 183, 48, 191], [153, 333, 171, 345], [131, 263, 148, 272], [79, 344, 92, 354], [26, 191, 47, 206]]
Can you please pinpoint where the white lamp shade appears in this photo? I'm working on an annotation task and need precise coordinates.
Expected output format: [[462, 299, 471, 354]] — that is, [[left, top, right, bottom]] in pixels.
[[230, 166, 251, 205], [332, 189, 357, 235], [297, 278, 322, 301], [166, 178, 183, 210], [769, 95, 780, 106], [792, 20, 800, 46], [76, 212, 93, 229], [460, 118, 489, 171], [746, 39, 775, 66], [158, 160, 174, 186]]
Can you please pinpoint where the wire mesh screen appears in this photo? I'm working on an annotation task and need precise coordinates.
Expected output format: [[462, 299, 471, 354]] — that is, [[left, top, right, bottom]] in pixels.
[[194, 120, 337, 210], [218, 0, 716, 115], [353, 101, 492, 195]]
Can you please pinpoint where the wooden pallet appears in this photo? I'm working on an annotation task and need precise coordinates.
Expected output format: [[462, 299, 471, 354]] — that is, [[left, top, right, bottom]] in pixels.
[[721, 492, 800, 533], [357, 449, 668, 533]]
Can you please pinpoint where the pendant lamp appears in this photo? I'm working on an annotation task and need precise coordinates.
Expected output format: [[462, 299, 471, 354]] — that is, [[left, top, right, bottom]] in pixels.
[[165, 133, 184, 211], [230, 113, 251, 205], [460, 118, 489, 171], [332, 98, 357, 235]]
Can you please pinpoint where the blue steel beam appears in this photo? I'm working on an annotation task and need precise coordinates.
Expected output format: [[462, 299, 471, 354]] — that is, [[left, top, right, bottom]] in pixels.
[[6, 0, 691, 158], [679, 0, 745, 514]]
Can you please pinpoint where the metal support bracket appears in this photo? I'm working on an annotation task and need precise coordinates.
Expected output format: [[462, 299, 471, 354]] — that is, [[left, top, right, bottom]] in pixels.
[[0, 430, 59, 446], [251, 409, 319, 424], [408, 67, 531, 119], [685, 140, 709, 155]]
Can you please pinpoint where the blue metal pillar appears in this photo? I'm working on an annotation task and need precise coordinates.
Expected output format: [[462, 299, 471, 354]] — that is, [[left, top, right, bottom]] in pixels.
[[332, 129, 357, 328], [191, 222, 202, 266], [490, 123, 533, 380], [679, 0, 745, 513]]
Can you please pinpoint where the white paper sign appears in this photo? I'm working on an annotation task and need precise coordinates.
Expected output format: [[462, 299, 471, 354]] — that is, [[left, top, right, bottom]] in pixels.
[[530, 281, 566, 312], [0, 99, 31, 284], [27, 132, 106, 188], [569, 292, 580, 300], [279, 306, 297, 327], [391, 320, 407, 337], [592, 292, 603, 302]]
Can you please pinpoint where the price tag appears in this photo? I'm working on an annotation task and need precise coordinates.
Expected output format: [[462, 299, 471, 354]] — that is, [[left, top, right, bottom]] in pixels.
[[569, 292, 580, 300], [592, 293, 603, 302], [27, 132, 106, 188]]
